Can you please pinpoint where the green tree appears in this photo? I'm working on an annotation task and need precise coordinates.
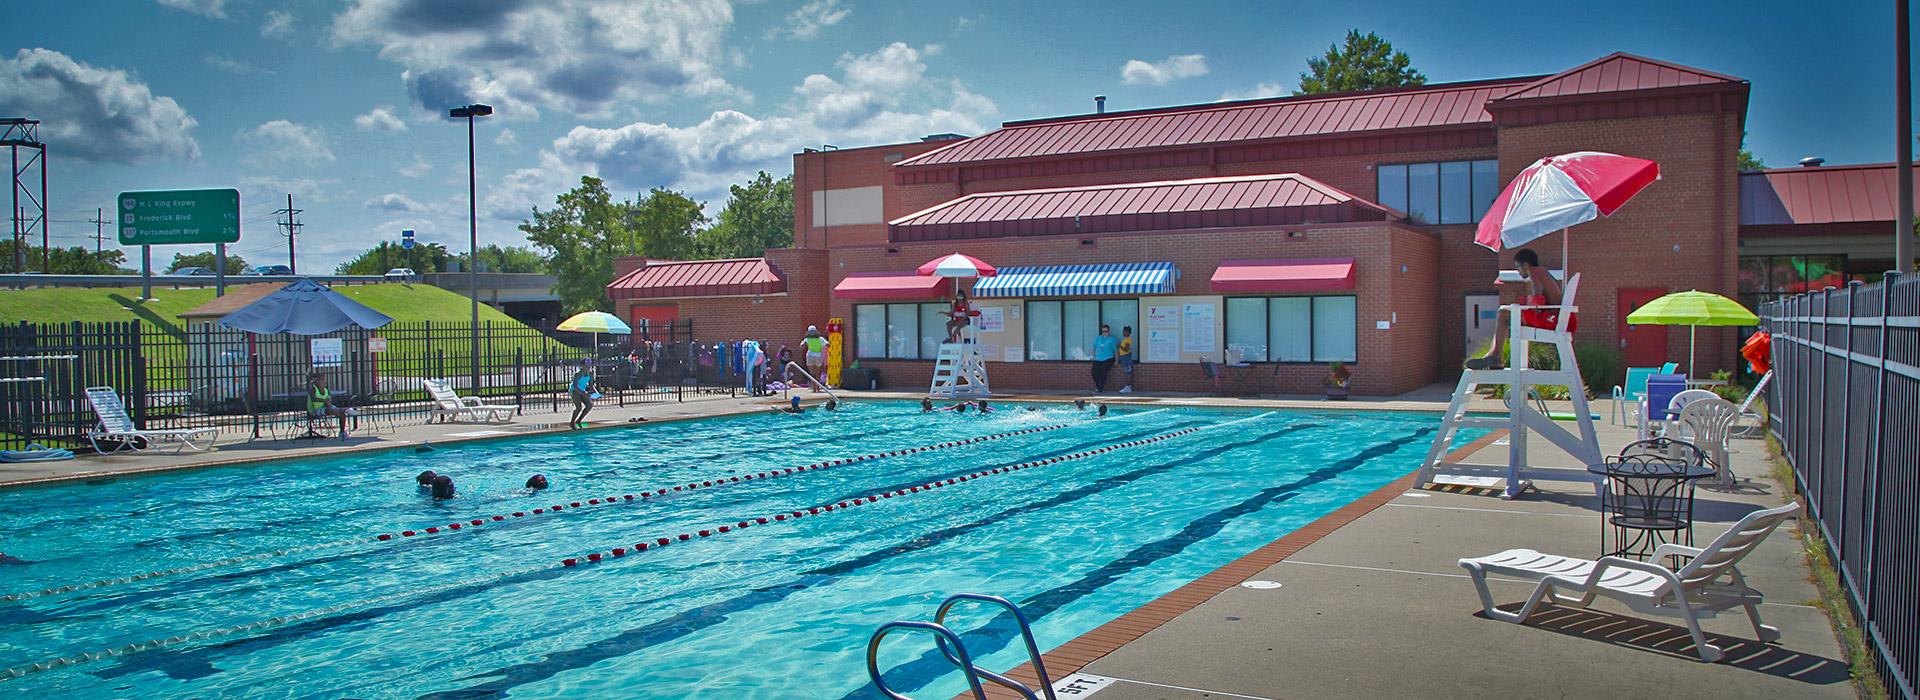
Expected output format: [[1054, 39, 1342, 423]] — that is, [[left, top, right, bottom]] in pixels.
[[0, 241, 133, 274], [335, 241, 452, 275], [1296, 30, 1426, 95], [696, 171, 794, 259], [454, 244, 546, 273], [167, 251, 249, 274], [1737, 131, 1765, 171], [630, 187, 706, 262]]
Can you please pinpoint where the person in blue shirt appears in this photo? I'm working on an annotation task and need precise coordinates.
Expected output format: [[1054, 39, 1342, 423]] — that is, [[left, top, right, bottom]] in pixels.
[[568, 358, 596, 429], [1091, 324, 1119, 393]]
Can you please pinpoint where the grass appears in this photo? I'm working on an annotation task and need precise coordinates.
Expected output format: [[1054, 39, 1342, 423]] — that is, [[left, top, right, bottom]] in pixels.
[[1764, 432, 1891, 699]]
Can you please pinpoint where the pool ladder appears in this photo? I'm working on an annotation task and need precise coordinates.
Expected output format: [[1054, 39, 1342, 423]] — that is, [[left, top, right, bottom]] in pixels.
[[866, 593, 1057, 700]]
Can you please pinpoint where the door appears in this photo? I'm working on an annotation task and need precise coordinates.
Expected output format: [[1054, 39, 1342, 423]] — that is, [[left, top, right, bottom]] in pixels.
[[1617, 288, 1670, 368], [1463, 294, 1499, 358], [628, 305, 680, 333]]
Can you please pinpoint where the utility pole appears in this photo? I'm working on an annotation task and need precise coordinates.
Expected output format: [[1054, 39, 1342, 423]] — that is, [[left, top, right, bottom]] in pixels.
[[89, 207, 109, 253], [273, 194, 303, 274]]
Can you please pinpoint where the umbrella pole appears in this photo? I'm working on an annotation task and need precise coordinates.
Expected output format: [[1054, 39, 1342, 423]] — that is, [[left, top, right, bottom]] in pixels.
[[1561, 228, 1570, 278], [1688, 325, 1697, 380]]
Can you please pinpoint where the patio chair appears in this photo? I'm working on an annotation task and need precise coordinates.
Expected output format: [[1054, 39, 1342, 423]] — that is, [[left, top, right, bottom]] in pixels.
[[422, 379, 517, 423], [1667, 389, 1719, 417], [1458, 501, 1800, 662], [1611, 366, 1659, 427], [83, 387, 218, 454], [1669, 397, 1739, 484]]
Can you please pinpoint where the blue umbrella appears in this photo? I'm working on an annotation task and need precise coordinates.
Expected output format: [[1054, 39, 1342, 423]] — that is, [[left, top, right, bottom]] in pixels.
[[218, 278, 394, 335]]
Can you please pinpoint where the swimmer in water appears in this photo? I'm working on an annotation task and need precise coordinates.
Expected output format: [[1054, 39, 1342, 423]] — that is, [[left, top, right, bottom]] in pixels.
[[974, 399, 993, 413], [416, 470, 438, 489], [951, 402, 970, 414], [526, 474, 549, 490], [1074, 399, 1088, 411], [1097, 403, 1109, 416], [920, 398, 934, 413], [824, 399, 839, 412], [775, 396, 806, 414], [0, 552, 27, 565], [431, 475, 456, 500]]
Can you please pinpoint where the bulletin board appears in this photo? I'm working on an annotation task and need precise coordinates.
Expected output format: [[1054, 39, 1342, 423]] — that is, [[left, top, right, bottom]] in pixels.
[[969, 299, 1024, 363], [1140, 295, 1223, 364]]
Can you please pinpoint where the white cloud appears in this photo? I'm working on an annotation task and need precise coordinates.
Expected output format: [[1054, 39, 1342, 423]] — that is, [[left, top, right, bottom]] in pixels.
[[366, 193, 427, 212], [157, 0, 228, 19], [238, 120, 336, 165], [1220, 81, 1288, 101], [494, 128, 518, 147], [0, 49, 200, 164], [238, 175, 339, 203], [770, 0, 849, 40], [262, 9, 296, 38], [354, 105, 408, 132], [398, 153, 433, 178], [206, 54, 273, 76], [1120, 54, 1208, 86], [331, 0, 739, 118]]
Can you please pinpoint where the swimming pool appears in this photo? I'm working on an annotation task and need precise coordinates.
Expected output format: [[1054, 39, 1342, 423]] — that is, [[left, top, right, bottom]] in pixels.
[[0, 402, 1473, 698]]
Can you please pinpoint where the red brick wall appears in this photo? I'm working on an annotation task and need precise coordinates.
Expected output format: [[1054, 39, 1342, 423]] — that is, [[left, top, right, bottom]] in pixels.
[[793, 141, 953, 250], [611, 248, 832, 350]]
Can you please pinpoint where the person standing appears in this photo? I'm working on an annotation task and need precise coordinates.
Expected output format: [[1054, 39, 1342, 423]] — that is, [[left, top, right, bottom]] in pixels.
[[800, 325, 830, 390], [568, 358, 597, 429], [1117, 326, 1136, 393], [1091, 324, 1118, 393]]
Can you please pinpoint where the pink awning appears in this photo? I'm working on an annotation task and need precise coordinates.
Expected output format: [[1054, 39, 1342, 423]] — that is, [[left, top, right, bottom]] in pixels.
[[1210, 258, 1356, 293], [833, 272, 948, 300]]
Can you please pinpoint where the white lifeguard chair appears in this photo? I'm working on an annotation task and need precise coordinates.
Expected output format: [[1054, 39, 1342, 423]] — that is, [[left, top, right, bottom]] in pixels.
[[928, 323, 990, 399], [1416, 273, 1602, 499]]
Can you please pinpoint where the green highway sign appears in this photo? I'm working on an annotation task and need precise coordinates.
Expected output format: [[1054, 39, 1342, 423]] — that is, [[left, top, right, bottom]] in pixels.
[[117, 188, 241, 245]]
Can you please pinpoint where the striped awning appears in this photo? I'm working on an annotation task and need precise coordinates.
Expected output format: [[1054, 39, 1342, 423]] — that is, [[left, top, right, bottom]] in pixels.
[[971, 262, 1179, 298]]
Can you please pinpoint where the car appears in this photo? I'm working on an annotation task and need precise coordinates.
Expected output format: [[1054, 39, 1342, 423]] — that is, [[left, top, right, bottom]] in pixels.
[[384, 268, 418, 281], [252, 265, 294, 276], [172, 266, 215, 276]]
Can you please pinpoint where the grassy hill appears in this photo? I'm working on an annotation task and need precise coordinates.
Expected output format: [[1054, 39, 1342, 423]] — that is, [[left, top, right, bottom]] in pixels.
[[0, 282, 532, 327]]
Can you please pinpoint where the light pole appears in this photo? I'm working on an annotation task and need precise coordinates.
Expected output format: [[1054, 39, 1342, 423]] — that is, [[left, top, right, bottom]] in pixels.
[[450, 103, 492, 392]]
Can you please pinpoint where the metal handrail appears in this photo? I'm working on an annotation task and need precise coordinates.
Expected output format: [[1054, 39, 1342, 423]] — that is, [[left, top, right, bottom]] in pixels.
[[783, 361, 839, 402], [934, 593, 1054, 700], [867, 621, 992, 700]]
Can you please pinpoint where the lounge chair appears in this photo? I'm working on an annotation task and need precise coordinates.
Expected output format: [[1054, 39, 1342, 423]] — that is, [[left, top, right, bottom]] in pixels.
[[1730, 371, 1772, 438], [422, 379, 517, 423], [1459, 502, 1800, 662], [83, 386, 217, 454]]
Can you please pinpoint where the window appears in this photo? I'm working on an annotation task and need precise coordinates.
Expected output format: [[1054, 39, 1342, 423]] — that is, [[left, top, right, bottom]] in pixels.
[[1026, 299, 1137, 361], [1377, 159, 1499, 224], [1737, 255, 1849, 309], [1221, 296, 1357, 363], [854, 302, 948, 359]]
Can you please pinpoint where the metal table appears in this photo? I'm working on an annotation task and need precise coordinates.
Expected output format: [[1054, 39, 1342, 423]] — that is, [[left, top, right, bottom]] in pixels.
[[1588, 452, 1716, 559], [1223, 363, 1264, 396]]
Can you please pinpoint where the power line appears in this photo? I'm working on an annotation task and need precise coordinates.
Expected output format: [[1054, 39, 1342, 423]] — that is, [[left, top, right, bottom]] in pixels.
[[272, 194, 302, 274], [88, 208, 110, 253]]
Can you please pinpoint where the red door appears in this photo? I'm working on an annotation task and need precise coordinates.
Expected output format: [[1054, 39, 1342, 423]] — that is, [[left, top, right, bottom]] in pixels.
[[628, 305, 680, 332], [1617, 288, 1670, 368]]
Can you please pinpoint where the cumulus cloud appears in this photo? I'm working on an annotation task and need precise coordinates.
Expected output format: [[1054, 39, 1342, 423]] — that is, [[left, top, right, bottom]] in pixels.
[[1120, 54, 1208, 86], [261, 9, 296, 37], [398, 153, 432, 177], [0, 49, 200, 164], [238, 120, 335, 165], [331, 0, 739, 118], [366, 192, 427, 212], [1220, 81, 1287, 101], [494, 128, 518, 147], [157, 0, 228, 19], [238, 175, 339, 204], [770, 0, 849, 40], [206, 54, 273, 76], [354, 105, 408, 132]]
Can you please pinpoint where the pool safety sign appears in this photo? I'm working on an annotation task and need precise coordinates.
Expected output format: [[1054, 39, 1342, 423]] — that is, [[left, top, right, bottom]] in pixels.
[[311, 338, 344, 368], [117, 189, 241, 245], [1053, 673, 1119, 696]]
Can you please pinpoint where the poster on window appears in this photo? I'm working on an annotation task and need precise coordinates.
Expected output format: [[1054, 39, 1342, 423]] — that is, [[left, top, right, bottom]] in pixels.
[[1146, 330, 1179, 362], [1147, 305, 1179, 329], [310, 338, 344, 368], [975, 306, 1004, 333], [1181, 303, 1215, 353]]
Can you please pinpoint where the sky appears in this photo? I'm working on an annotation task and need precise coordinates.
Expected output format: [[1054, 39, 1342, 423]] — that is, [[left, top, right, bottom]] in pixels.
[[1, 0, 1911, 272]]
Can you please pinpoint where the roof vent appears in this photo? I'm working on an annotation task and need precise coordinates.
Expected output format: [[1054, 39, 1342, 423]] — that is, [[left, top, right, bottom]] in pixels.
[[1798, 157, 1825, 167], [1095, 95, 1107, 114], [922, 133, 966, 142]]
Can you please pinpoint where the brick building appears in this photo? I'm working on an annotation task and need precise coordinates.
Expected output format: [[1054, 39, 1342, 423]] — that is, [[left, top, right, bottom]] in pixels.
[[608, 52, 1913, 396]]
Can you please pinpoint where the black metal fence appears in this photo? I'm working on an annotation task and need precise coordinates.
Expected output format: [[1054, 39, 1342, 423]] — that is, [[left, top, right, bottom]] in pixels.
[[1761, 270, 1918, 699], [0, 319, 743, 451]]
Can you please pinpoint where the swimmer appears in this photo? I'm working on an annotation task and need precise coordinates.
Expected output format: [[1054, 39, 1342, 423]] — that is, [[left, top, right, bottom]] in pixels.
[[1074, 399, 1088, 411], [951, 402, 970, 414], [416, 470, 438, 489], [824, 398, 840, 412], [1097, 403, 1109, 416], [920, 398, 934, 413], [974, 399, 993, 413], [526, 474, 549, 490], [775, 396, 806, 415], [430, 475, 456, 500], [0, 552, 27, 565]]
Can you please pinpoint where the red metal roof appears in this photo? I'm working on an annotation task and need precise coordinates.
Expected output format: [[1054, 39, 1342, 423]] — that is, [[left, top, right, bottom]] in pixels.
[[1210, 258, 1356, 293], [1740, 163, 1918, 227], [1493, 53, 1745, 102], [607, 258, 785, 300], [893, 77, 1535, 169], [832, 272, 948, 300], [889, 174, 1398, 243]]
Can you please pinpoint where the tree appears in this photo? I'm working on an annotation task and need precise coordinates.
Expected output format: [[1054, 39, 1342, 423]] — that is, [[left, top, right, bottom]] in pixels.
[[335, 241, 452, 275], [523, 177, 705, 312], [696, 171, 794, 259], [0, 241, 132, 274], [630, 187, 706, 263], [1296, 30, 1426, 95], [167, 251, 248, 273], [454, 244, 546, 273]]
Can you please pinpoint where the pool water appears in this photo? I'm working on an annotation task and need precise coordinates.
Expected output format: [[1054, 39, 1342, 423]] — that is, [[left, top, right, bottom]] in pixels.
[[0, 402, 1471, 699]]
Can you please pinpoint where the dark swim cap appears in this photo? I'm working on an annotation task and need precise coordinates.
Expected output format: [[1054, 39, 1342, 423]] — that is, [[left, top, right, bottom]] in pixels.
[[431, 475, 455, 499], [416, 470, 437, 485], [526, 474, 549, 489]]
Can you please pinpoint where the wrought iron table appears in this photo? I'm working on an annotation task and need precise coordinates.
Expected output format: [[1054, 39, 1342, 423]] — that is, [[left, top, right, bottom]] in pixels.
[[1589, 438, 1715, 559]]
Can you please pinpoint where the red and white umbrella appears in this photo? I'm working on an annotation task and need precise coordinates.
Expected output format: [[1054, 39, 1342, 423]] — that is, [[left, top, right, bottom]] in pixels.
[[917, 253, 997, 278], [1475, 151, 1660, 268]]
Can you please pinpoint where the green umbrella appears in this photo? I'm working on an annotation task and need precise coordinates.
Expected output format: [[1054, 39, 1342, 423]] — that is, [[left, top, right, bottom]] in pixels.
[[1625, 290, 1758, 379]]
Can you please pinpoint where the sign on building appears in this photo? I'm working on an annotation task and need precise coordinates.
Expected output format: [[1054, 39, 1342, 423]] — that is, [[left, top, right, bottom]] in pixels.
[[117, 189, 241, 245], [310, 338, 344, 368]]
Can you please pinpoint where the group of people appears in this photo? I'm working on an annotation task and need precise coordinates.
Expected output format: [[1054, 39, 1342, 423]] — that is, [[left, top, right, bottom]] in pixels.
[[413, 470, 550, 500], [1088, 324, 1136, 394], [774, 396, 839, 415], [919, 397, 1107, 416]]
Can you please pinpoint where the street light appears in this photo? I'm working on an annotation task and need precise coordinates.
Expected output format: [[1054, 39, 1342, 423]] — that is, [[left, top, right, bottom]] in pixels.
[[450, 103, 492, 393]]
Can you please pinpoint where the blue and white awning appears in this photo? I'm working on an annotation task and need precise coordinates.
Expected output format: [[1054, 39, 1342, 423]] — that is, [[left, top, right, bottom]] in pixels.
[[970, 262, 1179, 298]]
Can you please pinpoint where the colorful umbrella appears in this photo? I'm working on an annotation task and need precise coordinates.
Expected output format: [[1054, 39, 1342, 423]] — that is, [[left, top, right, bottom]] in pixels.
[[1625, 290, 1758, 378], [1475, 151, 1661, 269], [557, 311, 632, 356], [916, 253, 997, 278]]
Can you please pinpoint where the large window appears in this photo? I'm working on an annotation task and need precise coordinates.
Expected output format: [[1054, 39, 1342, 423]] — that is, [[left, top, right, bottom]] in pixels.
[[1026, 299, 1137, 361], [854, 303, 949, 359], [1377, 159, 1499, 225], [1222, 296, 1357, 363]]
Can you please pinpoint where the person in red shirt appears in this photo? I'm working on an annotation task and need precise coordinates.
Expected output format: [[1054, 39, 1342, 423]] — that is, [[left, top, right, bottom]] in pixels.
[[1466, 249, 1576, 370], [946, 290, 981, 342]]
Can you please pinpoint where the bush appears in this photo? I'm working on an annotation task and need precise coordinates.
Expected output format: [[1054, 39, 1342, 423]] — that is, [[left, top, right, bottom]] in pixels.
[[1573, 339, 1624, 398], [1710, 369, 1750, 404]]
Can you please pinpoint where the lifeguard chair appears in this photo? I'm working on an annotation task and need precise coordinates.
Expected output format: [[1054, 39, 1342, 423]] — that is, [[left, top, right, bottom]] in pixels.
[[928, 322, 990, 399], [1415, 273, 1602, 499]]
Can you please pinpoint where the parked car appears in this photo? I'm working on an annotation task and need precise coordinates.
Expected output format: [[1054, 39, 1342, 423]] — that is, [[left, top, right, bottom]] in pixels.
[[171, 266, 215, 276], [384, 267, 418, 281], [251, 265, 294, 276]]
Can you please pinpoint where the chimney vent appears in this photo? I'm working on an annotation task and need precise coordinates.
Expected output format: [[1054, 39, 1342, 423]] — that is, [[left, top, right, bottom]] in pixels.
[[1798, 157, 1825, 168], [1095, 95, 1107, 114]]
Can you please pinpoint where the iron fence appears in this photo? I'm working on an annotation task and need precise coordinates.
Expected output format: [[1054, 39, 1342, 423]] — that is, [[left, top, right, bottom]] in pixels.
[[1761, 270, 1918, 699], [0, 319, 743, 451]]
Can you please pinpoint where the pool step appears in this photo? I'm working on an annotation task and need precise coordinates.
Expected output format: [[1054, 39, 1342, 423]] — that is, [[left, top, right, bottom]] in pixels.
[[866, 593, 1056, 700]]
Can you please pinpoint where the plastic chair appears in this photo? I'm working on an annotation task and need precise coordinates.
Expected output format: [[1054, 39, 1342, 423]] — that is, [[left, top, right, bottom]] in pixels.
[[1611, 367, 1660, 426], [1661, 361, 1679, 374]]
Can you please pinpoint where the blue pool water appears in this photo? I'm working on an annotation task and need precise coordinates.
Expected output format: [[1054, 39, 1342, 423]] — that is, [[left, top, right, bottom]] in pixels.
[[0, 402, 1470, 698]]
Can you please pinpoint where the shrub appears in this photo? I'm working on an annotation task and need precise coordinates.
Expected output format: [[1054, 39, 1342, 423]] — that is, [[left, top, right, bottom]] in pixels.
[[1574, 339, 1624, 398], [1710, 369, 1749, 403]]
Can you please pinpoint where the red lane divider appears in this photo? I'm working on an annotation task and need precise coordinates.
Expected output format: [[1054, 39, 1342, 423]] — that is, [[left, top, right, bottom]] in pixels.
[[0, 423, 1071, 604], [558, 427, 1206, 567]]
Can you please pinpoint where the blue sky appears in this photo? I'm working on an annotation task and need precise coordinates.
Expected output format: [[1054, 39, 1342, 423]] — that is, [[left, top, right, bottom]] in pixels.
[[1, 0, 1909, 271]]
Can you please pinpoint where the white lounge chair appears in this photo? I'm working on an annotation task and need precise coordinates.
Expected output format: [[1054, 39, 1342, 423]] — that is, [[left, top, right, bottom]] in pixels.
[[1671, 397, 1739, 484], [422, 379, 517, 423], [1459, 502, 1800, 662], [83, 386, 218, 454]]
